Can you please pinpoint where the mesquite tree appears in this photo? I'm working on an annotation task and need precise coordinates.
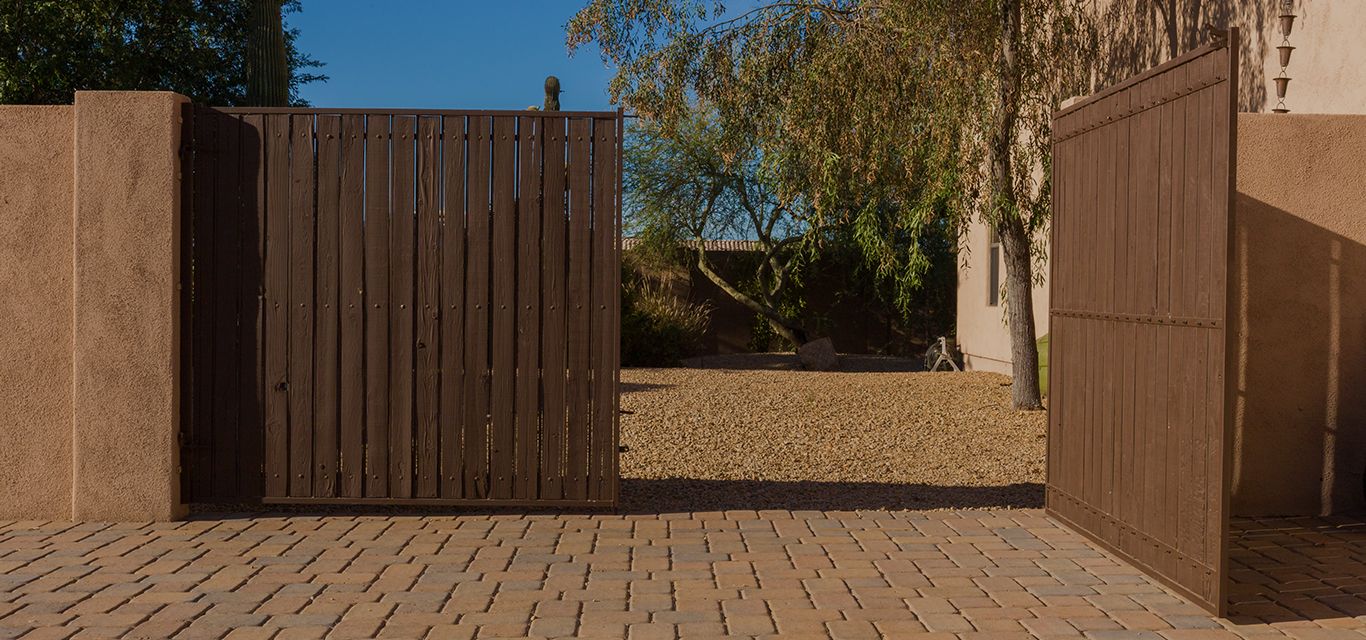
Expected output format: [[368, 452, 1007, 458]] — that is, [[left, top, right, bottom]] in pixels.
[[628, 108, 812, 348], [568, 0, 1095, 409]]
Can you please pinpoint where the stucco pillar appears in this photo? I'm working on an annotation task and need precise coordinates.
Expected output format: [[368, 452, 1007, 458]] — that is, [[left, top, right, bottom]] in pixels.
[[71, 91, 188, 521]]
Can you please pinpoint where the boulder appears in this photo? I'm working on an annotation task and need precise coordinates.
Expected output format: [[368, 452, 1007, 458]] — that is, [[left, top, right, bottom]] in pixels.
[[797, 337, 840, 371]]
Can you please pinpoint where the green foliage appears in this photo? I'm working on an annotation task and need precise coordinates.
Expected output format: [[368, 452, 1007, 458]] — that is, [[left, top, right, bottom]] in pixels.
[[0, 0, 326, 106], [621, 267, 713, 367], [724, 250, 806, 352], [625, 105, 813, 346], [812, 211, 958, 352]]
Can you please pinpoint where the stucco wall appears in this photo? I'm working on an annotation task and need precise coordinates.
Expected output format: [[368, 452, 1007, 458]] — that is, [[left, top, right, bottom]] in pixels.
[[0, 92, 186, 522], [72, 92, 187, 521], [1231, 114, 1366, 517], [957, 222, 1050, 375], [1090, 0, 1366, 115], [0, 106, 75, 520]]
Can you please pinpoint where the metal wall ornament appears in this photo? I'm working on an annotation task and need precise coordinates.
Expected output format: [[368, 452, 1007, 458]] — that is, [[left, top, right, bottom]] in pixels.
[[1275, 0, 1295, 113]]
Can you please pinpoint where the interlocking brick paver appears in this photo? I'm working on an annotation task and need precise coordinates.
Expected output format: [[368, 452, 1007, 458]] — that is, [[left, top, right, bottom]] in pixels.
[[0, 512, 1345, 640]]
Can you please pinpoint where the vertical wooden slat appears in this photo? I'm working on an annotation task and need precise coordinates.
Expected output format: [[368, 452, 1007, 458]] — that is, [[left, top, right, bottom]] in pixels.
[[591, 117, 617, 503], [1191, 58, 1217, 582], [415, 116, 442, 498], [1060, 119, 1074, 505], [180, 104, 194, 503], [440, 115, 467, 499], [262, 114, 291, 497], [238, 114, 266, 499], [490, 116, 517, 501], [191, 109, 217, 499], [214, 113, 244, 500], [338, 114, 366, 498], [612, 110, 624, 504], [1120, 85, 1141, 554], [565, 118, 593, 501], [515, 116, 542, 501], [1178, 58, 1208, 588], [464, 116, 492, 499], [1100, 95, 1117, 532], [389, 115, 417, 499], [1161, 63, 1188, 582], [288, 114, 316, 497], [1146, 72, 1170, 555], [540, 117, 568, 500], [1086, 100, 1101, 535], [364, 114, 391, 497], [1125, 84, 1144, 534], [1045, 128, 1060, 511], [313, 115, 341, 498]]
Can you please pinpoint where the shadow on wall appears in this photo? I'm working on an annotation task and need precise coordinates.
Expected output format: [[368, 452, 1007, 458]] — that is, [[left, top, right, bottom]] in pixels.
[[182, 112, 267, 503], [618, 478, 1044, 513], [1231, 195, 1366, 517], [1094, 0, 1269, 112]]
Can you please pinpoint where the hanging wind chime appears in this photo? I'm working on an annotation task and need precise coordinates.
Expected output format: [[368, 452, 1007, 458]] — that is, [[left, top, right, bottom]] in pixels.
[[1274, 0, 1295, 113]]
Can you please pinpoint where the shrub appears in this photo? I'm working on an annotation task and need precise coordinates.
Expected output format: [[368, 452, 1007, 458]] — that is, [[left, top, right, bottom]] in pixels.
[[621, 274, 712, 367]]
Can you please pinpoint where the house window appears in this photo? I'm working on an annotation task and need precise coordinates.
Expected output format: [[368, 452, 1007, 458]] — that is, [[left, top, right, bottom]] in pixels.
[[988, 225, 1000, 306]]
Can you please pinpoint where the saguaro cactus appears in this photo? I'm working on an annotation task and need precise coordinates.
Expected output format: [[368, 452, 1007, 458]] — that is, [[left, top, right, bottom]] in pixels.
[[247, 0, 290, 107], [544, 76, 561, 111]]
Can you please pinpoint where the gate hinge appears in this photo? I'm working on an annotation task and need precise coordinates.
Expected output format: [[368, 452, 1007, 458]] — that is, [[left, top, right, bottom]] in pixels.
[[1205, 24, 1229, 48]]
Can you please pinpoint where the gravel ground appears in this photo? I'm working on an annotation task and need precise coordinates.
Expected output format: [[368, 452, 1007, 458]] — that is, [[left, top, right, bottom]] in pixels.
[[619, 353, 1047, 513]]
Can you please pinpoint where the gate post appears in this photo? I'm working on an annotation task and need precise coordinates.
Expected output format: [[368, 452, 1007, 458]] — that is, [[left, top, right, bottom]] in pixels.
[[71, 91, 189, 521]]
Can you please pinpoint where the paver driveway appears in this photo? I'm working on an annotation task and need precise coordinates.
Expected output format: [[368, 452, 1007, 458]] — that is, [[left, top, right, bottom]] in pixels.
[[0, 509, 1359, 640]]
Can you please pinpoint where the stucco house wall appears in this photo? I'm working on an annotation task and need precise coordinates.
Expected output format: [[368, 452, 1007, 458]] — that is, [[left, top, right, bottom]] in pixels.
[[958, 0, 1366, 376]]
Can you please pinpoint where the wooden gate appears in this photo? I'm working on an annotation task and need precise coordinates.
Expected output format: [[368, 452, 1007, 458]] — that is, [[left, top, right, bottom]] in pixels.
[[1047, 31, 1237, 614], [181, 107, 622, 507]]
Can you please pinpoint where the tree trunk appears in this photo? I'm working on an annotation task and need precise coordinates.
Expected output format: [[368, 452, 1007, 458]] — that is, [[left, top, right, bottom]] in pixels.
[[999, 218, 1042, 410], [989, 0, 1043, 410], [694, 250, 809, 347], [247, 0, 290, 107]]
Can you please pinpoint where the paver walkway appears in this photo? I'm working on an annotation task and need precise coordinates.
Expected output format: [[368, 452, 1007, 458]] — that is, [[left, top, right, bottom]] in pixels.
[[0, 509, 1360, 640]]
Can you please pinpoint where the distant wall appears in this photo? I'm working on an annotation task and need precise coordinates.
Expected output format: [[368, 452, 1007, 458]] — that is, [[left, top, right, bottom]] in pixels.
[[0, 92, 187, 521], [1231, 113, 1366, 517], [642, 251, 916, 356]]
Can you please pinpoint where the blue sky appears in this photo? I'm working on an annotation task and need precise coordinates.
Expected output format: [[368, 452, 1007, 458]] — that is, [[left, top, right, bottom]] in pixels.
[[288, 1, 621, 111]]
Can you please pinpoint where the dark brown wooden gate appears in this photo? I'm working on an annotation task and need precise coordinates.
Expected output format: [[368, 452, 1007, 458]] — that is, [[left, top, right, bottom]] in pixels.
[[181, 107, 622, 507], [1047, 31, 1237, 614]]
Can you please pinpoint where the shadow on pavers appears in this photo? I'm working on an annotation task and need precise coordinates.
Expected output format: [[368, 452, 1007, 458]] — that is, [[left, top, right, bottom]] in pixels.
[[619, 478, 1043, 513], [1228, 516, 1366, 624], [188, 480, 1042, 520]]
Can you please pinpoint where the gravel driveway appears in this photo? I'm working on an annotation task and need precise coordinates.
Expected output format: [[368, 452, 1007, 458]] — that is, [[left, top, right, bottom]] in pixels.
[[619, 354, 1048, 513]]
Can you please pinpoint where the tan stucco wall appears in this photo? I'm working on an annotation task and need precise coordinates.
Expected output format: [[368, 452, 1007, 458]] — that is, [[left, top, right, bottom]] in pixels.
[[0, 106, 75, 520], [956, 222, 1050, 375], [1280, 1, 1366, 114], [0, 92, 186, 522], [1231, 114, 1366, 517], [1089, 0, 1366, 115]]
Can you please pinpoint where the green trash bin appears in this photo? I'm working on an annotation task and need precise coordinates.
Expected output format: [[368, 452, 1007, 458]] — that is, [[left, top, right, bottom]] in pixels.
[[1037, 334, 1049, 397]]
